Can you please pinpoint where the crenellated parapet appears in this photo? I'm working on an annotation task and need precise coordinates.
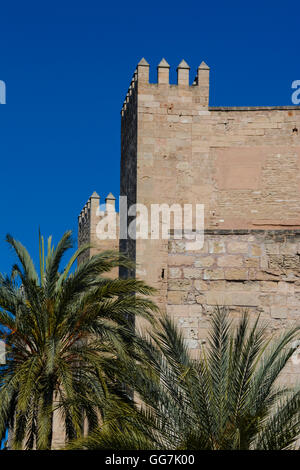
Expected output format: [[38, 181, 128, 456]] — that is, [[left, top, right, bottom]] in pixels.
[[121, 65, 139, 117], [121, 57, 210, 116], [78, 191, 99, 249], [78, 191, 119, 264]]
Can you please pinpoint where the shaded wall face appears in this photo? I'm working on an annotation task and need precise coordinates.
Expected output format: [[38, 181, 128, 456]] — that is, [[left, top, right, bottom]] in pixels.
[[167, 230, 300, 384], [120, 82, 138, 278]]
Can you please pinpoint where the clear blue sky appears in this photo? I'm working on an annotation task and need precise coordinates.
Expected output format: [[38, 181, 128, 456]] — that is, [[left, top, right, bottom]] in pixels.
[[0, 0, 299, 274]]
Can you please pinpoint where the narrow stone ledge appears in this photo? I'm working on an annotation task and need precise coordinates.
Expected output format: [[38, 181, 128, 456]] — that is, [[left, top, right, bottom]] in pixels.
[[202, 229, 300, 236], [209, 106, 300, 111]]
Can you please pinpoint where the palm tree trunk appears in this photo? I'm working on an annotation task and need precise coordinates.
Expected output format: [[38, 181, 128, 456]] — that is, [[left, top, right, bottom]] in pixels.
[[37, 385, 54, 450]]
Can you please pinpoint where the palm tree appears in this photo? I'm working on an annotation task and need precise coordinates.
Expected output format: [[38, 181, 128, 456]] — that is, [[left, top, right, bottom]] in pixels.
[[70, 308, 300, 450], [0, 231, 156, 449]]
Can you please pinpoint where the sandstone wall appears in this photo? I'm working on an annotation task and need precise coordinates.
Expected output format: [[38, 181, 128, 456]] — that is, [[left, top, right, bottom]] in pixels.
[[119, 59, 300, 312], [167, 230, 300, 384]]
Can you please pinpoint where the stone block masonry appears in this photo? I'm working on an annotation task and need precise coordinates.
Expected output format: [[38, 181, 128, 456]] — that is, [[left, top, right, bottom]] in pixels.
[[167, 230, 300, 383], [119, 57, 300, 316]]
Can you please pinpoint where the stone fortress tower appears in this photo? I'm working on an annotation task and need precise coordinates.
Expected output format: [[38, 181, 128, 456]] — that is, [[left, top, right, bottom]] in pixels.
[[79, 58, 300, 384]]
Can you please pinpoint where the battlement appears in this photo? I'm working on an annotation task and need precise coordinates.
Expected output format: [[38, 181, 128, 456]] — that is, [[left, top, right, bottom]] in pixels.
[[78, 191, 99, 235], [78, 191, 119, 264], [121, 57, 210, 115], [121, 67, 138, 117]]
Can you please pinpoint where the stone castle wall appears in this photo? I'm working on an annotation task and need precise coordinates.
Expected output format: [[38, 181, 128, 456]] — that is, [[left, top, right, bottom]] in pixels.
[[167, 229, 300, 384], [118, 59, 300, 314]]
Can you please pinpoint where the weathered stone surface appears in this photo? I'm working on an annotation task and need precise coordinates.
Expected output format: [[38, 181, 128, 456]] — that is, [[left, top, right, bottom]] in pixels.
[[183, 268, 203, 279], [178, 317, 198, 328], [225, 268, 249, 280], [271, 306, 287, 319], [165, 230, 300, 384], [227, 241, 248, 253], [195, 294, 206, 304], [217, 255, 244, 267], [251, 245, 262, 256], [260, 281, 278, 292], [168, 267, 182, 279], [206, 291, 258, 307], [167, 291, 185, 304], [194, 279, 209, 291], [167, 304, 190, 316], [189, 304, 203, 316], [168, 279, 192, 291], [194, 256, 215, 267], [209, 241, 226, 254], [203, 269, 224, 280], [168, 255, 195, 266], [268, 255, 300, 274]]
